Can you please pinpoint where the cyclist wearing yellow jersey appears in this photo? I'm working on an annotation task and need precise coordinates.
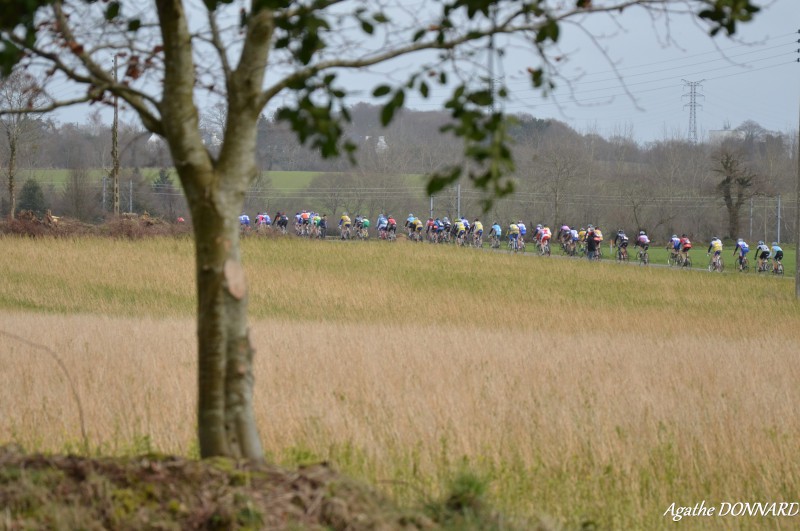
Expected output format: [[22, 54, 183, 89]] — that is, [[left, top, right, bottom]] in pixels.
[[707, 236, 723, 269], [413, 217, 424, 241], [454, 219, 466, 244], [339, 212, 352, 239], [471, 218, 484, 246], [508, 222, 520, 249]]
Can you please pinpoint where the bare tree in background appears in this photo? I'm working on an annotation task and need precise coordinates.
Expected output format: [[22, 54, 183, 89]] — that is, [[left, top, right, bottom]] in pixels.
[[0, 70, 42, 219], [714, 145, 760, 239]]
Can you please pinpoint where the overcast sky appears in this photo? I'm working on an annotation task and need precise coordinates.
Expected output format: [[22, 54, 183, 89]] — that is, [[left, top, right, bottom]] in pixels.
[[397, 0, 800, 144], [55, 0, 797, 146]]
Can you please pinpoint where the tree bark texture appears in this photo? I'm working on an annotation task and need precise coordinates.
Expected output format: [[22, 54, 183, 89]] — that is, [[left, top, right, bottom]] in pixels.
[[188, 182, 264, 460]]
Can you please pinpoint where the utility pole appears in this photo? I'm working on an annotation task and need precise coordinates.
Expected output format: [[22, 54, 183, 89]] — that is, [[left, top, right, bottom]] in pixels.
[[112, 55, 120, 216], [681, 79, 705, 144], [777, 193, 781, 243], [795, 86, 800, 299]]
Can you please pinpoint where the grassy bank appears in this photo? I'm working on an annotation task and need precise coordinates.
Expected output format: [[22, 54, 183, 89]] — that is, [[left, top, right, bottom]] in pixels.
[[1, 236, 799, 529]]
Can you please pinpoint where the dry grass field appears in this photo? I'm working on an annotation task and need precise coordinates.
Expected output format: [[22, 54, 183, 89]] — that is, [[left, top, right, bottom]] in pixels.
[[2, 235, 799, 529]]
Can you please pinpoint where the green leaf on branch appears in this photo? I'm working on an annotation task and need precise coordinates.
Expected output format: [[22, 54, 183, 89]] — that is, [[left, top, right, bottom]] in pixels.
[[536, 19, 560, 43], [104, 1, 120, 20], [380, 89, 405, 127], [426, 167, 462, 196], [372, 85, 391, 97]]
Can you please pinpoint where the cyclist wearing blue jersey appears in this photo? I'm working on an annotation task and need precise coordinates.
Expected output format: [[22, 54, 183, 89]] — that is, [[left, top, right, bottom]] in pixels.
[[733, 238, 749, 270], [489, 222, 502, 248], [770, 242, 783, 273]]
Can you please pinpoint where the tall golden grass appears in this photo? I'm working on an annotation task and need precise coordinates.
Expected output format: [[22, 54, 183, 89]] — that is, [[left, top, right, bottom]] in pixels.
[[1, 236, 799, 528]]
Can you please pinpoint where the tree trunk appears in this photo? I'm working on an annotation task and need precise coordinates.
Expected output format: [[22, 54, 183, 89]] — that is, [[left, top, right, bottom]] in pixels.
[[191, 190, 264, 461], [728, 207, 740, 240], [553, 187, 559, 230], [7, 133, 16, 219]]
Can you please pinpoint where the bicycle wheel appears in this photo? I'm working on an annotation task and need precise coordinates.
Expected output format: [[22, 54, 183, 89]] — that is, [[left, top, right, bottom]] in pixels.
[[776, 263, 784, 275]]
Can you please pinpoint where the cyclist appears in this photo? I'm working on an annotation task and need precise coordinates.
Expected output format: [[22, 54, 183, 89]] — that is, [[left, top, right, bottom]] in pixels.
[[432, 218, 444, 242], [559, 224, 571, 247], [339, 212, 352, 239], [517, 220, 527, 242], [770, 242, 784, 273], [376, 213, 388, 239], [568, 226, 579, 255], [679, 234, 693, 266], [405, 213, 416, 239], [508, 222, 520, 250], [239, 212, 250, 231], [489, 221, 502, 248], [613, 229, 629, 260], [453, 217, 466, 245], [361, 216, 370, 238], [531, 224, 543, 245], [472, 218, 484, 246], [310, 212, 321, 237], [707, 236, 723, 270], [386, 215, 397, 239], [667, 234, 681, 262], [275, 212, 289, 233], [425, 217, 436, 241], [354, 215, 363, 235], [540, 225, 552, 255], [755, 240, 770, 271], [733, 238, 749, 271], [593, 227, 603, 256], [413, 217, 425, 241], [318, 214, 328, 238], [635, 230, 650, 259]]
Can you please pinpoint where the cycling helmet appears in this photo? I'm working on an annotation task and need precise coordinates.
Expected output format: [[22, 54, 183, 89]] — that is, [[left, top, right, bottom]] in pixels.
[[672, 234, 677, 239], [737, 238, 743, 242], [617, 229, 623, 234], [537, 224, 542, 229], [758, 240, 764, 245], [772, 242, 778, 246], [639, 231, 645, 235], [712, 237, 718, 241]]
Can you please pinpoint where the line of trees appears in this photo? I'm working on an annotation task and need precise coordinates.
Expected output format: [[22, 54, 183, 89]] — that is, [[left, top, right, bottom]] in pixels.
[[2, 100, 797, 242]]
